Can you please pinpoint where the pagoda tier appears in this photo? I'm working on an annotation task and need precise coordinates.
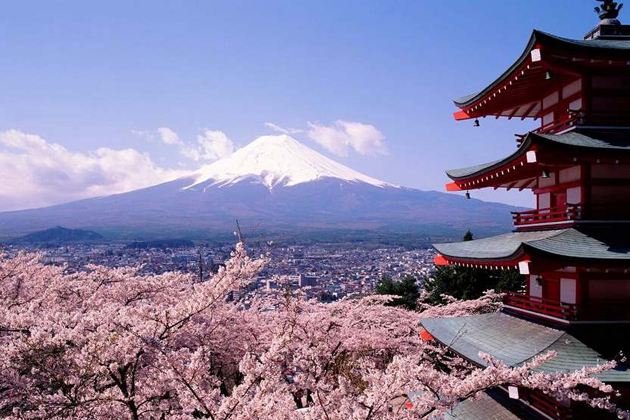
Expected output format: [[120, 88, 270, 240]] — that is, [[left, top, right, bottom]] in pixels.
[[453, 30, 630, 134], [420, 313, 630, 420], [434, 226, 630, 324], [445, 129, 630, 230]]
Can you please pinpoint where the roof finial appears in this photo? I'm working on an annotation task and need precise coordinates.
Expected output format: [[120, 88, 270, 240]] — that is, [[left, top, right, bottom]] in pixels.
[[595, 0, 624, 24]]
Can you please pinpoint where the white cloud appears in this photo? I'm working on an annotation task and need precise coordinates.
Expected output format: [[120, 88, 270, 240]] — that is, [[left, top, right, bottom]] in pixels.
[[0, 130, 188, 211], [131, 129, 155, 142], [153, 127, 234, 162], [157, 127, 183, 146], [264, 122, 303, 135], [197, 130, 235, 161], [306, 120, 387, 157]]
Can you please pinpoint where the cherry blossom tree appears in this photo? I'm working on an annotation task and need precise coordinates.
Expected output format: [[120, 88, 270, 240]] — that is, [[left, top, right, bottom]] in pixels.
[[417, 289, 505, 319], [0, 246, 628, 419]]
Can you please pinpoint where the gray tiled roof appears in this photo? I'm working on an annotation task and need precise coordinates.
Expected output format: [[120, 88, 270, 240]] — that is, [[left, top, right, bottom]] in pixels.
[[455, 30, 630, 107], [433, 227, 630, 262], [441, 389, 540, 420], [446, 159, 506, 180], [421, 313, 630, 382], [534, 130, 630, 150], [525, 227, 630, 261], [433, 230, 563, 261], [445, 130, 630, 180], [408, 389, 539, 420]]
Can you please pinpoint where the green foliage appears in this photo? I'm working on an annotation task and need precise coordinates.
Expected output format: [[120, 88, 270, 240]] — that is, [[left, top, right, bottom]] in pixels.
[[425, 230, 524, 304], [424, 266, 524, 304], [375, 275, 420, 311]]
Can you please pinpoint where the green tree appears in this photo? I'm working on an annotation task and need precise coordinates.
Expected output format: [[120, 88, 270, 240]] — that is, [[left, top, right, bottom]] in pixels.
[[375, 275, 420, 311], [424, 266, 523, 304]]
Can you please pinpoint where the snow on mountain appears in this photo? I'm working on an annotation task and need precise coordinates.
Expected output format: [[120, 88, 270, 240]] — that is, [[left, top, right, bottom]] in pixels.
[[0, 134, 523, 241], [186, 134, 396, 191]]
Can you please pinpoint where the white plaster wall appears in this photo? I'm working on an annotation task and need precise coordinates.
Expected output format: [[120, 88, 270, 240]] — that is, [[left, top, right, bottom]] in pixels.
[[530, 275, 543, 298], [560, 278, 577, 304], [538, 173, 556, 188], [563, 79, 582, 98], [538, 193, 551, 209], [567, 187, 581, 205], [559, 166, 581, 183]]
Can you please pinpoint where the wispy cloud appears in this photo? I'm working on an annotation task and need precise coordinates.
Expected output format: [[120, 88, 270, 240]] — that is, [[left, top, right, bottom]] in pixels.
[[130, 129, 155, 141], [306, 120, 387, 157], [0, 130, 187, 211], [196, 130, 235, 161], [157, 127, 183, 146], [264, 122, 303, 135], [139, 127, 235, 162]]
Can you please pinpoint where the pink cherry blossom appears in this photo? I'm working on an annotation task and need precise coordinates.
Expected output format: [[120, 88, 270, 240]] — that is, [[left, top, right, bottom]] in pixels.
[[0, 246, 627, 419]]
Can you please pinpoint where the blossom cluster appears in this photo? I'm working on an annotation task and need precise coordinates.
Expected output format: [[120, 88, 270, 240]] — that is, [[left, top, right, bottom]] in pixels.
[[0, 247, 627, 419]]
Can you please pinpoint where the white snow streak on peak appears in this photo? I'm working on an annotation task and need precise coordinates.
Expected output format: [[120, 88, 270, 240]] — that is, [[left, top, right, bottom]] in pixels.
[[186, 134, 395, 190]]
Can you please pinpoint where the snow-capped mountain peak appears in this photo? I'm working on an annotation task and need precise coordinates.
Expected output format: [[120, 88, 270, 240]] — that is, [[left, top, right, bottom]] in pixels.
[[186, 134, 395, 190]]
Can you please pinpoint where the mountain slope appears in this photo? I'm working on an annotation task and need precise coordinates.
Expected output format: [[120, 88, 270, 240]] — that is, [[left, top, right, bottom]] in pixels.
[[0, 135, 524, 241], [187, 134, 393, 190]]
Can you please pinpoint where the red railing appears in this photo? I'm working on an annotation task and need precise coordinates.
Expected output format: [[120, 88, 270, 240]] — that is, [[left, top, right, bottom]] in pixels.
[[504, 293, 577, 321], [534, 113, 577, 135], [503, 293, 630, 323], [528, 391, 572, 420], [533, 110, 630, 136], [530, 391, 576, 420], [512, 205, 582, 229], [505, 293, 630, 322]]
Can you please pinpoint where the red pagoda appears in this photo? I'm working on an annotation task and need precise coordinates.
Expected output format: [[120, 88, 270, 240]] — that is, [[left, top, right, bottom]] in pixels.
[[424, 2, 630, 419]]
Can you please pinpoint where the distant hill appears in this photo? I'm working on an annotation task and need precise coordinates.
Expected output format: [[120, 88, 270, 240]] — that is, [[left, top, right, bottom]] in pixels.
[[125, 239, 195, 249], [12, 226, 104, 243], [0, 136, 526, 243]]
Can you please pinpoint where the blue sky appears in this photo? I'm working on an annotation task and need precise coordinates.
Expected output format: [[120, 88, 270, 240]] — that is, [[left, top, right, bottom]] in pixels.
[[0, 0, 607, 210]]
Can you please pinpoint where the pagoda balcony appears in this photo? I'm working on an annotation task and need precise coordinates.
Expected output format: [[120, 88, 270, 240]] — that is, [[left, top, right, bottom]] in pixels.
[[504, 293, 578, 322], [512, 205, 582, 230], [504, 293, 630, 323], [532, 110, 630, 136], [534, 113, 577, 135], [512, 205, 630, 230], [524, 390, 573, 420]]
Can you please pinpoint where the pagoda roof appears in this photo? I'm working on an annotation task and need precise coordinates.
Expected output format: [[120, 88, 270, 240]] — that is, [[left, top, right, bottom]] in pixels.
[[441, 390, 540, 420], [446, 129, 630, 182], [407, 389, 539, 420], [420, 312, 630, 382], [433, 226, 630, 263], [454, 30, 630, 109]]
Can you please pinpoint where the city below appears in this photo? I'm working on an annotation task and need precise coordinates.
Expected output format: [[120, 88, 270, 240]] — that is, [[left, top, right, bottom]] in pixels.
[[1, 241, 437, 303]]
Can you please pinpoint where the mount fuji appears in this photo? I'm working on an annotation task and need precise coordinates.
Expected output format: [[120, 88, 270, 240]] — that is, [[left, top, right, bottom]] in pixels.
[[0, 135, 521, 242]]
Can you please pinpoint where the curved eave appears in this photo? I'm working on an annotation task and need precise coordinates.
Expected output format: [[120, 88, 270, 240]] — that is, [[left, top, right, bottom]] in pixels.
[[431, 230, 557, 266], [446, 137, 533, 181], [434, 227, 630, 268], [445, 130, 630, 191], [454, 31, 539, 108], [453, 30, 630, 115], [433, 253, 526, 270], [445, 137, 536, 192]]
